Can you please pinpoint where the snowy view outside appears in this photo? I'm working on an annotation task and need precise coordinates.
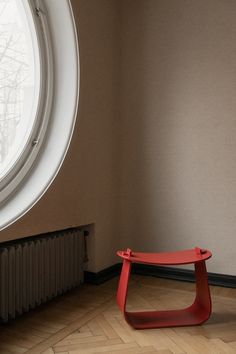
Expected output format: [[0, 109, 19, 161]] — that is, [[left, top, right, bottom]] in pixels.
[[0, 0, 38, 179]]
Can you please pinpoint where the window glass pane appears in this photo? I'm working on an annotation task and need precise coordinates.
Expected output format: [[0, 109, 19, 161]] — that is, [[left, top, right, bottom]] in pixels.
[[0, 0, 40, 180]]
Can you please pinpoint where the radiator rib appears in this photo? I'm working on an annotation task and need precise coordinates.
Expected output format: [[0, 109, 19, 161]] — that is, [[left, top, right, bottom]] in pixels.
[[0, 228, 84, 323]]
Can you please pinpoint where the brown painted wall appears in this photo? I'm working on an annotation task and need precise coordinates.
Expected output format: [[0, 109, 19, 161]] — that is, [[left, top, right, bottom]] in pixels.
[[120, 0, 236, 275]]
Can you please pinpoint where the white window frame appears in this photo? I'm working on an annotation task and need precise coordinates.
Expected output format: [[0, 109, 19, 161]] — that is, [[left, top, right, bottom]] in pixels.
[[0, 0, 79, 230]]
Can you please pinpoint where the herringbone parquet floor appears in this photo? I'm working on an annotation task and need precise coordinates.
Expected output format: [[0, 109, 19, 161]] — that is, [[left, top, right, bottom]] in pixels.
[[0, 275, 236, 354]]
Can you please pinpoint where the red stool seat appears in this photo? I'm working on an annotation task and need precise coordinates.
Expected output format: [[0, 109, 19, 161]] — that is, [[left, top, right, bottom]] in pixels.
[[117, 247, 212, 329]]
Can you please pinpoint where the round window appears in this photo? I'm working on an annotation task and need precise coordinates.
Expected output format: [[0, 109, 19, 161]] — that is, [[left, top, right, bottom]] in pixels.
[[0, 0, 41, 182], [0, 0, 79, 230]]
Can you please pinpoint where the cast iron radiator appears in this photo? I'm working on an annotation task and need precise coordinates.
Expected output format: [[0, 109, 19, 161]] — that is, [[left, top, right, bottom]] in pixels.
[[0, 228, 84, 323]]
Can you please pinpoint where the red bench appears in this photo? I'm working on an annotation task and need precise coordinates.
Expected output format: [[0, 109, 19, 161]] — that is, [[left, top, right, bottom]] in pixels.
[[117, 247, 212, 329]]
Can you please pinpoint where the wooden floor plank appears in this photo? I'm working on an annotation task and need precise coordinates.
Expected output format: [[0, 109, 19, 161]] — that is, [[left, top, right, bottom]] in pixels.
[[95, 314, 119, 339], [55, 338, 123, 353], [67, 341, 139, 354], [25, 298, 114, 354], [0, 276, 234, 354]]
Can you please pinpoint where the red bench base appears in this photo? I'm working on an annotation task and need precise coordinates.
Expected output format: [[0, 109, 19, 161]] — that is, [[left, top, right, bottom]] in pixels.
[[117, 248, 212, 329]]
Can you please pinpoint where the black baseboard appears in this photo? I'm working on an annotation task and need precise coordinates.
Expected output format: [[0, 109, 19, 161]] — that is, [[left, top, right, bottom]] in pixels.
[[84, 263, 236, 288], [84, 264, 122, 285]]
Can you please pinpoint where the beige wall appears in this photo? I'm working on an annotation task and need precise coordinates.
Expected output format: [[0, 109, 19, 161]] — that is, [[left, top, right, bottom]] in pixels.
[[0, 0, 121, 272], [1, 0, 236, 276], [120, 0, 236, 275]]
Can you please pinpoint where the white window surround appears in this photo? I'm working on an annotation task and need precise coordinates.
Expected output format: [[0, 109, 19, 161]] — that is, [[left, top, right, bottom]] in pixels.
[[0, 0, 79, 230]]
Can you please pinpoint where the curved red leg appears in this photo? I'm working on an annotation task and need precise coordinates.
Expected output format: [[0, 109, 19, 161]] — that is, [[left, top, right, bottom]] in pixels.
[[189, 260, 212, 323], [117, 259, 131, 313], [117, 259, 212, 329]]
